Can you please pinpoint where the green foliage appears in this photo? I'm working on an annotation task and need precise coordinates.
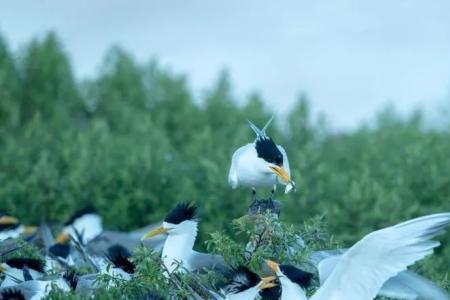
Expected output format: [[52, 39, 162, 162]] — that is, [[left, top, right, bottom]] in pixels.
[[0, 31, 449, 295]]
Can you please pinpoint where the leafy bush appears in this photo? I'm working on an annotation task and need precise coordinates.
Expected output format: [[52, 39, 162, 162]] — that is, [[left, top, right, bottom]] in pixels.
[[0, 31, 449, 290]]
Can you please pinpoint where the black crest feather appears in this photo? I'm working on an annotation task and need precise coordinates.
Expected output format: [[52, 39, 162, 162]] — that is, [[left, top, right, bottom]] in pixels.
[[259, 285, 281, 300], [0, 213, 20, 232], [279, 265, 314, 288], [164, 203, 198, 225], [107, 244, 135, 274], [64, 206, 97, 226], [255, 137, 283, 166], [224, 266, 260, 294], [0, 223, 20, 232], [0, 288, 26, 300], [5, 258, 45, 273], [49, 243, 71, 259], [63, 270, 79, 290]]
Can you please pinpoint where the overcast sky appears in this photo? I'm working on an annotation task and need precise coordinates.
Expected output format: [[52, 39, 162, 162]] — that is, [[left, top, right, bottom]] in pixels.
[[1, 0, 450, 128]]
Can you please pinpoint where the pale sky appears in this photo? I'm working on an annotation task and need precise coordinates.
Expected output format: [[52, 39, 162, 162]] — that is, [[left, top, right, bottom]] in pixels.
[[1, 0, 450, 128]]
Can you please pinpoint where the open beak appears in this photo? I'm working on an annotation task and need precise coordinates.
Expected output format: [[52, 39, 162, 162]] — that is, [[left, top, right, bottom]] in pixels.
[[0, 216, 19, 225], [266, 260, 280, 273], [23, 226, 38, 235], [141, 226, 168, 241], [259, 276, 277, 289], [269, 166, 290, 183], [56, 233, 71, 244]]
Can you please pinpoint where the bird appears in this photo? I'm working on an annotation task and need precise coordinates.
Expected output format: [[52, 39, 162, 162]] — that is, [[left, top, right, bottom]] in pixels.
[[228, 117, 295, 199], [266, 212, 450, 300], [0, 278, 70, 300], [141, 203, 226, 275], [0, 214, 37, 242], [55, 207, 103, 246], [55, 207, 165, 256], [311, 248, 450, 300], [220, 266, 276, 300], [0, 258, 46, 288]]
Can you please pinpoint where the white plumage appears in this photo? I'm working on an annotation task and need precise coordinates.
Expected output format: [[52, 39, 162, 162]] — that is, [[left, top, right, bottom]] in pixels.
[[270, 213, 450, 300], [228, 118, 295, 195]]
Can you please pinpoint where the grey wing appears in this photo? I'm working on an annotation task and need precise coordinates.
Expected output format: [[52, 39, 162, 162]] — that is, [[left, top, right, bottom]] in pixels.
[[380, 271, 450, 300], [87, 223, 166, 256], [228, 145, 248, 188], [313, 249, 450, 300]]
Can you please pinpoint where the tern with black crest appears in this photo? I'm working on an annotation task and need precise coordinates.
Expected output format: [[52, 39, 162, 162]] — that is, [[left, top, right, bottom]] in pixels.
[[228, 117, 295, 199], [141, 203, 226, 275], [266, 213, 450, 300]]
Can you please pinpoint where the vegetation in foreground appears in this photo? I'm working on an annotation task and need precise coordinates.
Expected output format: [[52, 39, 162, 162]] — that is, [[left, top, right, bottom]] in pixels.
[[0, 31, 449, 297]]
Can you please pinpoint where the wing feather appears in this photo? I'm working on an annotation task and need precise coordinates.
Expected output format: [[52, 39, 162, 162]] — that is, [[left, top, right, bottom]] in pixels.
[[228, 146, 247, 188], [311, 213, 450, 300]]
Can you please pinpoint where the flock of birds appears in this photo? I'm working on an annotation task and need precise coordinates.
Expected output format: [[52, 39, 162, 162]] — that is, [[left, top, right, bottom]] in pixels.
[[0, 118, 449, 300]]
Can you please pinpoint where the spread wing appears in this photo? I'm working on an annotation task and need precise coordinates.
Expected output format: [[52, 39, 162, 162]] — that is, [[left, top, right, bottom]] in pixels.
[[316, 252, 450, 300], [311, 213, 450, 300]]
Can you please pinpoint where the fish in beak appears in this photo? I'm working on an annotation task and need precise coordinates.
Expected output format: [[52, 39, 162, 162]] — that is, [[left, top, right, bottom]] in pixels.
[[141, 226, 168, 241], [259, 275, 277, 290], [0, 216, 19, 225], [269, 166, 296, 193]]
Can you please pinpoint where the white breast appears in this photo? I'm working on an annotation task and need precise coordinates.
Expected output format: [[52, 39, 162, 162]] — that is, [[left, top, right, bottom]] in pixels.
[[229, 144, 277, 189]]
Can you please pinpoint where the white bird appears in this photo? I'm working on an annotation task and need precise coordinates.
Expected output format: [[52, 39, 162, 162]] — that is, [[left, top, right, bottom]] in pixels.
[[0, 258, 45, 288], [56, 207, 103, 246], [312, 249, 450, 300], [141, 203, 226, 275], [0, 278, 70, 300], [228, 118, 295, 198], [0, 214, 37, 242], [221, 266, 276, 300], [267, 212, 450, 300]]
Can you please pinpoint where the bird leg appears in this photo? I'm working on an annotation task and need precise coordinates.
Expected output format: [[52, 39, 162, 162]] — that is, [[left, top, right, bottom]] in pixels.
[[269, 184, 277, 199], [252, 187, 257, 201]]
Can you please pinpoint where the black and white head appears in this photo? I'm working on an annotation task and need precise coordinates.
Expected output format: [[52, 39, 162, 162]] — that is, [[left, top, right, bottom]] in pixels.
[[0, 214, 37, 241], [48, 243, 71, 260], [0, 288, 26, 300], [224, 266, 276, 300], [248, 118, 295, 192], [0, 258, 45, 287], [56, 206, 103, 245], [267, 260, 313, 299], [141, 203, 199, 240]]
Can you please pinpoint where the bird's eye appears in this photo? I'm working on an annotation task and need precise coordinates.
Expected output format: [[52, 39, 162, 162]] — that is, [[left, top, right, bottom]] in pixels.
[[273, 156, 283, 165]]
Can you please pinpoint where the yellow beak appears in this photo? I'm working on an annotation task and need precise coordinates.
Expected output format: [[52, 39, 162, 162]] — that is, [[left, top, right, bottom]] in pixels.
[[141, 226, 168, 241], [24, 226, 38, 235], [56, 233, 71, 244], [0, 216, 19, 225], [269, 166, 290, 183], [260, 275, 277, 289], [266, 260, 280, 273]]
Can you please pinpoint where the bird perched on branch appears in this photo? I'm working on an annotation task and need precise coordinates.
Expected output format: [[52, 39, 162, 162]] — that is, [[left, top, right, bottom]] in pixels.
[[266, 212, 450, 300], [141, 203, 226, 275], [228, 117, 295, 199]]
